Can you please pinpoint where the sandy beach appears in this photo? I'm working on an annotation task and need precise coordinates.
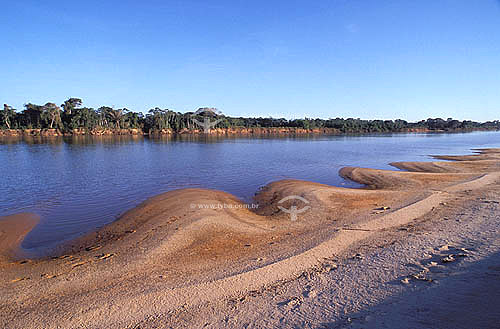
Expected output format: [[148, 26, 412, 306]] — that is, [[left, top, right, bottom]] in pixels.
[[1, 149, 499, 328]]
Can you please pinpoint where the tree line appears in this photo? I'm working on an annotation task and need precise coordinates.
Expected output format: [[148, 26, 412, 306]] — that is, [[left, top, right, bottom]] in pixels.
[[1, 98, 499, 134]]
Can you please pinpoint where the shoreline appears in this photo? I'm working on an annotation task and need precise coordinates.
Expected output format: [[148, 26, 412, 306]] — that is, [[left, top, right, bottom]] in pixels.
[[1, 127, 499, 138], [1, 148, 499, 328]]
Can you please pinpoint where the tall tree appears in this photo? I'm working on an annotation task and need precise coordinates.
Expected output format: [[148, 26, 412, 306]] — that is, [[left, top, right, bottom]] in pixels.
[[23, 103, 44, 128], [107, 108, 126, 129], [97, 106, 112, 128], [43, 103, 62, 129], [61, 98, 82, 115], [1, 104, 16, 129]]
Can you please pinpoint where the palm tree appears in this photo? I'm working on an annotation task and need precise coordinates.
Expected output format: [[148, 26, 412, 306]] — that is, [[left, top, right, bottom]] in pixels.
[[107, 108, 127, 129]]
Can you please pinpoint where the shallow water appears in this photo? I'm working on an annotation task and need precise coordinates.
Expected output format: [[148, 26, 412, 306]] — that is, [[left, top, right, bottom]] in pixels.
[[1, 131, 500, 254]]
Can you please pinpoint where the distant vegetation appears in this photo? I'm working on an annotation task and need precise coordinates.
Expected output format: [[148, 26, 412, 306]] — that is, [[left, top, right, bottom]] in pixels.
[[1, 98, 499, 134]]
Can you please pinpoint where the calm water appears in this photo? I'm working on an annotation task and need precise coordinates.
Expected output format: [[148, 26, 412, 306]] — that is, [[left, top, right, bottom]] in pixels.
[[1, 131, 500, 254]]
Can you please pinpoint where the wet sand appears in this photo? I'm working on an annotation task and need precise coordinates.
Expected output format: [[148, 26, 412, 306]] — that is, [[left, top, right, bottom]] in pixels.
[[0, 213, 39, 262], [1, 149, 499, 328]]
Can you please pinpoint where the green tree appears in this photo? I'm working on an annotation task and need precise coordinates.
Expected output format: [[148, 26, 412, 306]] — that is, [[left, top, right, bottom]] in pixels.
[[97, 106, 113, 128], [23, 103, 44, 128], [1, 104, 16, 129], [61, 98, 82, 115], [107, 108, 126, 129], [43, 103, 62, 129]]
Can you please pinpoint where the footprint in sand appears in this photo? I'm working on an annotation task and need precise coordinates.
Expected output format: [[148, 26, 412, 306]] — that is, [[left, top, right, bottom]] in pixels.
[[97, 253, 114, 260], [72, 261, 89, 268], [15, 260, 31, 265], [10, 277, 30, 283], [85, 245, 102, 251]]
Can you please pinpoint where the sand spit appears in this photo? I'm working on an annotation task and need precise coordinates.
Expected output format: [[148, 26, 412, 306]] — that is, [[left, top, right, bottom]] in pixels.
[[0, 213, 39, 263], [431, 149, 500, 162], [1, 148, 499, 328]]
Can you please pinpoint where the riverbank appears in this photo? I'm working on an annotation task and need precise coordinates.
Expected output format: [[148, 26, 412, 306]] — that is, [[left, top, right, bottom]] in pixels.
[[1, 149, 499, 328], [1, 126, 499, 137], [0, 128, 144, 137]]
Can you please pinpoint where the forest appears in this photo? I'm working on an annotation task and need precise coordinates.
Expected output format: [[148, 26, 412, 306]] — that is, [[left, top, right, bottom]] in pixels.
[[1, 98, 499, 134]]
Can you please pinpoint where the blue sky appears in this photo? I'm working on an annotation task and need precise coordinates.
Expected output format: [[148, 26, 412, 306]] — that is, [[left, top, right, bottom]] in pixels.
[[1, 0, 499, 121]]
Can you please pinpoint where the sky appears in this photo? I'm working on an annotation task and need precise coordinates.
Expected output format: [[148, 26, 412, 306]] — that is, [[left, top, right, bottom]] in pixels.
[[1, 0, 500, 121]]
